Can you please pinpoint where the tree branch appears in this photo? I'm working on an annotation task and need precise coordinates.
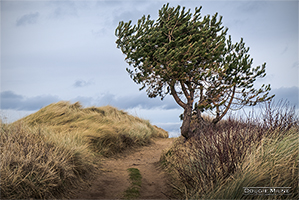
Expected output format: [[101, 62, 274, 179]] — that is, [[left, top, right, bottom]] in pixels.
[[213, 85, 236, 124], [170, 83, 186, 109], [180, 81, 191, 101]]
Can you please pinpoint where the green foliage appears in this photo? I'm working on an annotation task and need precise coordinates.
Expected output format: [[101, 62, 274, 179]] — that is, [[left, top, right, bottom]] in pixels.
[[123, 168, 142, 199], [115, 3, 273, 137], [116, 4, 228, 101], [127, 168, 142, 187]]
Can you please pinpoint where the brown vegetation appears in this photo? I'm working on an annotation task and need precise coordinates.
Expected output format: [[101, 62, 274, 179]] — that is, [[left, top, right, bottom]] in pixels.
[[0, 122, 96, 199], [19, 101, 168, 156], [0, 101, 168, 199], [161, 100, 298, 199]]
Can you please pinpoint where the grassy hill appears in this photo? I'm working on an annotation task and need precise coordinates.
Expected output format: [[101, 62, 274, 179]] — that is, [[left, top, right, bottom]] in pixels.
[[20, 101, 168, 156], [0, 101, 168, 199]]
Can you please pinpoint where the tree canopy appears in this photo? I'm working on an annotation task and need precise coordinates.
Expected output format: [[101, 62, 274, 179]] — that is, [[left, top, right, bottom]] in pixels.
[[115, 3, 273, 139]]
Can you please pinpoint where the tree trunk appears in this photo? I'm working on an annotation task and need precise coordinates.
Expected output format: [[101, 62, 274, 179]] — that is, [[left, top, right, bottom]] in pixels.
[[180, 105, 192, 139], [192, 107, 207, 136]]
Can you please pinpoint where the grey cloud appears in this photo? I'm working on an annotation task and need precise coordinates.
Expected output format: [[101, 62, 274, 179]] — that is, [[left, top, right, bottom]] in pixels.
[[0, 90, 179, 112], [113, 10, 141, 25], [91, 28, 107, 38], [1, 91, 23, 109], [281, 46, 288, 55], [96, 0, 124, 7], [92, 87, 299, 111], [1, 91, 23, 99], [292, 61, 299, 68], [94, 92, 179, 110], [48, 1, 78, 20], [236, 1, 266, 14], [16, 12, 39, 26], [70, 92, 179, 110], [52, 7, 76, 19], [73, 80, 93, 88], [111, 2, 160, 26], [1, 91, 60, 111], [270, 86, 299, 107]]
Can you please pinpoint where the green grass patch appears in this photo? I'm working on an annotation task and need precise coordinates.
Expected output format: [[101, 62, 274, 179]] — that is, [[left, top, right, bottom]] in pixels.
[[123, 168, 142, 199]]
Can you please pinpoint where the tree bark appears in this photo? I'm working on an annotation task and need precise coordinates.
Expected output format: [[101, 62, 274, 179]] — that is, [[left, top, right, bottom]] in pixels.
[[180, 104, 193, 139]]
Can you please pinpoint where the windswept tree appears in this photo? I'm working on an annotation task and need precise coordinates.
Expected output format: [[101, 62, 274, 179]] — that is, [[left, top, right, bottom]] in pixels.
[[115, 4, 273, 139]]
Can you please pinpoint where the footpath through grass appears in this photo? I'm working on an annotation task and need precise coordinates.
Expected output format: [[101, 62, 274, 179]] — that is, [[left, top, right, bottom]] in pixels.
[[0, 101, 168, 199]]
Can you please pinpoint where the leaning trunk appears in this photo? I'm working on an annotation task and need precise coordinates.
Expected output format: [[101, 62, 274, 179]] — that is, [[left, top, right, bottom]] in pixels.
[[180, 105, 193, 139]]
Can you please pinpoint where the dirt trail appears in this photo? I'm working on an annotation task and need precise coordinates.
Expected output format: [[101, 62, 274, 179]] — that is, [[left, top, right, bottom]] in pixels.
[[75, 138, 174, 199]]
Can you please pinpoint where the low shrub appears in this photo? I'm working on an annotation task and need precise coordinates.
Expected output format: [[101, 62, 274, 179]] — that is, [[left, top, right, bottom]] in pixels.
[[161, 100, 298, 199], [204, 127, 298, 199], [161, 119, 261, 198]]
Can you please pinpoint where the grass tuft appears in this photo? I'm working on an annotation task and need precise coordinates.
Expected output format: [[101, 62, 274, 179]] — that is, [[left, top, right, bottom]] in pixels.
[[0, 122, 96, 199], [123, 168, 142, 199], [161, 100, 298, 199], [204, 127, 298, 199]]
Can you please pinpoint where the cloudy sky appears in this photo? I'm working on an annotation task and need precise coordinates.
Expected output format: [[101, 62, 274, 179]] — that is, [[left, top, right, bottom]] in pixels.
[[1, 0, 298, 137]]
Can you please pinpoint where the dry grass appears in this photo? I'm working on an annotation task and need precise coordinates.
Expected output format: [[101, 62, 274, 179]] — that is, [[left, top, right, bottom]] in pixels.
[[0, 122, 96, 199], [20, 101, 168, 156], [161, 100, 298, 199], [204, 127, 298, 199], [161, 120, 261, 198], [1, 101, 168, 199]]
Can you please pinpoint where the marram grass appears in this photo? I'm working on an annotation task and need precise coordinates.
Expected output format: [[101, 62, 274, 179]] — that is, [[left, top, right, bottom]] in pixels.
[[204, 127, 298, 199], [161, 122, 298, 199], [1, 101, 168, 199], [0, 122, 97, 199], [19, 101, 168, 156]]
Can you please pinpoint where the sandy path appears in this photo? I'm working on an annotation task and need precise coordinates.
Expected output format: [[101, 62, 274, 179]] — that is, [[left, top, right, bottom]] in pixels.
[[75, 138, 174, 199]]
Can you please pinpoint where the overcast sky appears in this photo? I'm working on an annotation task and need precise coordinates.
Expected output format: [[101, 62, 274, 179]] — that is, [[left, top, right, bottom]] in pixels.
[[1, 0, 298, 137]]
